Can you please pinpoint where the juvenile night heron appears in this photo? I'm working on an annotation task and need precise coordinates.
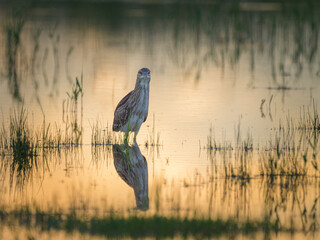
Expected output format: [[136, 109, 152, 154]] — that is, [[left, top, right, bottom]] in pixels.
[[112, 68, 151, 141]]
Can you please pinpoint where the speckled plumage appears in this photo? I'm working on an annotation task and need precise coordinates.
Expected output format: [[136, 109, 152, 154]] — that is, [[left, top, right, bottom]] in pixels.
[[112, 68, 150, 139]]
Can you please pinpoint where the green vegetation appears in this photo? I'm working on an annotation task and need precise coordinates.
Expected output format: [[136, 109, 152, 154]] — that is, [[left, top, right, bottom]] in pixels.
[[4, 108, 37, 158], [206, 119, 253, 181], [91, 120, 122, 145], [2, 2, 320, 239], [0, 206, 283, 238], [0, 77, 84, 189], [0, 76, 84, 156], [91, 113, 161, 147], [259, 102, 320, 178], [0, 107, 38, 186], [145, 113, 161, 148], [206, 101, 320, 180], [206, 102, 320, 180], [63, 76, 84, 145]]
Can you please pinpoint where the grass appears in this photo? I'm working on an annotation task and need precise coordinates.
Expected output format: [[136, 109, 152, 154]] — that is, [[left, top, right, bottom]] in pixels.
[[90, 120, 123, 146], [0, 107, 38, 187], [1, 100, 320, 238], [0, 206, 284, 238], [206, 100, 320, 181], [63, 76, 84, 146], [8, 108, 37, 159], [259, 103, 320, 178], [0, 76, 83, 159], [145, 113, 161, 148], [298, 100, 320, 131], [206, 120, 253, 181], [90, 113, 161, 147], [0, 109, 77, 188]]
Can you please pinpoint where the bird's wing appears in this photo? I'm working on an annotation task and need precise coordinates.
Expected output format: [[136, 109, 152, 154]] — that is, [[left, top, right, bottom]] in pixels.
[[143, 115, 148, 123], [113, 90, 134, 131]]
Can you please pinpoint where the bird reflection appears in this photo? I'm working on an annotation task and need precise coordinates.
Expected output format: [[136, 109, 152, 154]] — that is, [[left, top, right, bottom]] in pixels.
[[112, 143, 149, 211]]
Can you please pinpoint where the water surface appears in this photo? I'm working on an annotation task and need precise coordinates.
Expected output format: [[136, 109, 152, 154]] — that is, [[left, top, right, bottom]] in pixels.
[[1, 1, 320, 239]]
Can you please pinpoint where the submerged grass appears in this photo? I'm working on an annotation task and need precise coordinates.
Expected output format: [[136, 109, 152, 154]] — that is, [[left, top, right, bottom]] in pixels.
[[206, 101, 320, 180], [91, 113, 161, 147], [206, 120, 253, 181], [0, 77, 84, 152], [8, 107, 37, 159], [0, 206, 282, 238], [90, 120, 123, 146], [0, 77, 84, 188], [0, 107, 39, 187], [63, 76, 84, 146], [298, 101, 320, 131], [259, 103, 320, 178], [145, 113, 161, 148]]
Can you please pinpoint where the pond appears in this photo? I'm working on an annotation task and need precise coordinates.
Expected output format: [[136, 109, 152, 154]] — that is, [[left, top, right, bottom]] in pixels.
[[1, 1, 320, 239]]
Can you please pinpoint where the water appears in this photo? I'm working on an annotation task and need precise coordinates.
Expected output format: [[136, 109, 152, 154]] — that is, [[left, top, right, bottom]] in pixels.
[[1, 1, 320, 239]]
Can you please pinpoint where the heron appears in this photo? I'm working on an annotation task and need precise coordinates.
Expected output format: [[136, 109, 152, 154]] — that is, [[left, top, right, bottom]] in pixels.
[[112, 68, 150, 142]]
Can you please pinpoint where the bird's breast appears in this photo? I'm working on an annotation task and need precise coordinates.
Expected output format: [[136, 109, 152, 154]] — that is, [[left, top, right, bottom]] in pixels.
[[136, 87, 149, 114]]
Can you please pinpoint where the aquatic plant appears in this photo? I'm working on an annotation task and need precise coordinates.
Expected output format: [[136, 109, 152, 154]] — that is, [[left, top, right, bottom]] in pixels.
[[63, 76, 84, 146], [9, 107, 37, 159], [145, 113, 161, 147], [90, 119, 124, 146], [298, 101, 320, 132], [0, 76, 85, 153], [0, 107, 38, 188], [205, 100, 320, 182], [206, 120, 253, 180], [0, 205, 282, 239]]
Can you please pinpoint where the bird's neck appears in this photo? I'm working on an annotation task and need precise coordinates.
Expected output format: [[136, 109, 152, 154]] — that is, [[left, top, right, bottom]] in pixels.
[[135, 81, 149, 90]]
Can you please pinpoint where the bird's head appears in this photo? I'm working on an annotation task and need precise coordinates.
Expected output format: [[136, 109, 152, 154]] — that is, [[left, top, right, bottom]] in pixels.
[[136, 68, 151, 86]]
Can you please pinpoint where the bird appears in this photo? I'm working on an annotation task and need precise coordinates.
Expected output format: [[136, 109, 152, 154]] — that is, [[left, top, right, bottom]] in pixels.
[[113, 68, 151, 141]]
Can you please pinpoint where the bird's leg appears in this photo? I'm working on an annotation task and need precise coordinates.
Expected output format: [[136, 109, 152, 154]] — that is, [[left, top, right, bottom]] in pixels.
[[124, 112, 132, 145], [124, 130, 130, 145]]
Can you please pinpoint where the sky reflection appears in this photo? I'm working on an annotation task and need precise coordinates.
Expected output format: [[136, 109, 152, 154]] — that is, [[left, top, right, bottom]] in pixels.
[[0, 2, 320, 237]]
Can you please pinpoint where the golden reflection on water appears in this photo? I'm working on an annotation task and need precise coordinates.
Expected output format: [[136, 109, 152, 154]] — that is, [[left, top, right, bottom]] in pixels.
[[1, 2, 320, 239]]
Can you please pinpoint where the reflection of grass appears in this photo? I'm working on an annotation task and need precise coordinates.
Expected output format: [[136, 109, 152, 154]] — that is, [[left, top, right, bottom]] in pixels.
[[206, 121, 252, 180], [0, 77, 84, 188], [0, 106, 81, 188], [5, 107, 37, 186], [206, 101, 320, 180], [5, 7, 25, 101], [0, 76, 84, 150], [0, 206, 281, 238], [168, 1, 320, 85], [260, 102, 320, 177], [0, 107, 36, 157]]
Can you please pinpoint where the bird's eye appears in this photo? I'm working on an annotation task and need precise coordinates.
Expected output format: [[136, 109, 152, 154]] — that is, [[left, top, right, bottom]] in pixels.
[[139, 71, 143, 75], [148, 72, 150, 75]]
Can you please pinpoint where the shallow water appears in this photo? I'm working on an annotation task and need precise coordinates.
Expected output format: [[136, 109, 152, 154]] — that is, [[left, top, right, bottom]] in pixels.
[[1, 1, 320, 239]]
